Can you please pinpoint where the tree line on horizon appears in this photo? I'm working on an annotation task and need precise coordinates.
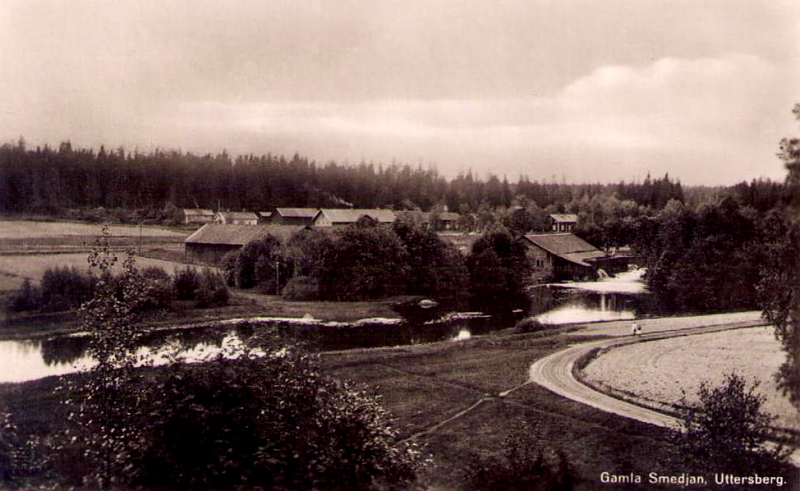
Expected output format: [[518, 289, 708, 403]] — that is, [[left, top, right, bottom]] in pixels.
[[0, 138, 727, 217]]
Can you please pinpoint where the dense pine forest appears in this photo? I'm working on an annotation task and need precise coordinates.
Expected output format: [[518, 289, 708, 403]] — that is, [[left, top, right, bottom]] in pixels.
[[0, 139, 703, 215]]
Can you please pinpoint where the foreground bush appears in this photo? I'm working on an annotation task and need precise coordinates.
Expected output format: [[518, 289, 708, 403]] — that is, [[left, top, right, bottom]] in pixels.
[[132, 350, 422, 490], [466, 423, 575, 491], [674, 372, 790, 475]]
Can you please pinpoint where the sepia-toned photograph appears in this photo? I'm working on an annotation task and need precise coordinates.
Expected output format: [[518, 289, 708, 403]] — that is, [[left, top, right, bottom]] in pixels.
[[0, 1, 798, 490]]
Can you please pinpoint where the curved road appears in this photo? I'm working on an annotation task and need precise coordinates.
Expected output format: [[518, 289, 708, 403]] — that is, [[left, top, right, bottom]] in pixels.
[[528, 315, 800, 465]]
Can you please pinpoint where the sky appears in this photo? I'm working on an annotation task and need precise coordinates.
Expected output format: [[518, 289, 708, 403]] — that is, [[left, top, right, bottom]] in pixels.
[[1, 0, 798, 185]]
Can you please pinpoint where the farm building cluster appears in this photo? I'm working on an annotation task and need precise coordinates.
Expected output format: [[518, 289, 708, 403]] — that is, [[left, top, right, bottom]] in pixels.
[[184, 209, 630, 281]]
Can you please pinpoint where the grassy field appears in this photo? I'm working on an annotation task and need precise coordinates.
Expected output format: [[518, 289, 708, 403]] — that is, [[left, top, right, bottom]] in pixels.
[[582, 326, 799, 432], [0, 220, 186, 239], [321, 331, 693, 491], [0, 252, 202, 291]]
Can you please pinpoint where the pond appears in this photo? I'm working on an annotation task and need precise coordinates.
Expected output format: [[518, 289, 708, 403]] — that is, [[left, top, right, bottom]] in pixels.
[[528, 268, 649, 325], [0, 269, 650, 384]]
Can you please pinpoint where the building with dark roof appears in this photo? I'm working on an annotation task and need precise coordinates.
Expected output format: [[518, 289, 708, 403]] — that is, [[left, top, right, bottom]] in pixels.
[[312, 209, 397, 227], [272, 208, 319, 225], [549, 214, 578, 232], [184, 224, 302, 265], [524, 233, 606, 280]]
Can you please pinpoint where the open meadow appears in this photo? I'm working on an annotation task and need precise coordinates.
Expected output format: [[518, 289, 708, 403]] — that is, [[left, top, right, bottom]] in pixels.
[[0, 253, 200, 291], [0, 220, 185, 239], [582, 326, 799, 432]]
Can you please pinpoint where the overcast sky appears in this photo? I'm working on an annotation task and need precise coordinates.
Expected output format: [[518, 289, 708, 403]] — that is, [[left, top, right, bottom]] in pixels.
[[1, 0, 798, 185]]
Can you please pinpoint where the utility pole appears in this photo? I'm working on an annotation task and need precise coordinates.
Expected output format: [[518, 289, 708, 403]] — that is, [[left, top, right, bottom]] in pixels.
[[275, 257, 280, 295]]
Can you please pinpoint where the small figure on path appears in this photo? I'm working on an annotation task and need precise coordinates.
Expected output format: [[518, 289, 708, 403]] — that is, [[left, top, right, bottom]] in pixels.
[[631, 322, 639, 336]]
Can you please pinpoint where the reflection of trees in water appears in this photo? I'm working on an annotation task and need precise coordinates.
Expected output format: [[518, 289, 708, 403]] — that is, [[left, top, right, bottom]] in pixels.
[[41, 335, 90, 366]]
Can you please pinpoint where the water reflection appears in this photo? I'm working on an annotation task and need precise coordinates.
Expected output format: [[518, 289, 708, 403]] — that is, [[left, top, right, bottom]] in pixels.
[[527, 268, 647, 325], [0, 269, 650, 383]]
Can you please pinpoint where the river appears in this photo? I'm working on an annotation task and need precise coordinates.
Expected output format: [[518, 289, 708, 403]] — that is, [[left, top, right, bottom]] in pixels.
[[0, 269, 649, 384]]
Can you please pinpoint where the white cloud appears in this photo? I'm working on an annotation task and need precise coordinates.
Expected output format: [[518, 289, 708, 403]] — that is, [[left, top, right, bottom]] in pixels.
[[167, 53, 797, 183]]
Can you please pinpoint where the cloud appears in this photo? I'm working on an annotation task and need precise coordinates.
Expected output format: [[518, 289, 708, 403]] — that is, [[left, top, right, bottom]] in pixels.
[[166, 53, 797, 183]]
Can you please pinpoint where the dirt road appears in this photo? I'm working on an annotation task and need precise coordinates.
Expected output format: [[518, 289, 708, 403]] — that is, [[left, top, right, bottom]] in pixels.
[[527, 312, 800, 465]]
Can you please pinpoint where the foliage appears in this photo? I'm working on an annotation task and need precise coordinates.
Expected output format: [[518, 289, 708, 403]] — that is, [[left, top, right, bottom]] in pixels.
[[132, 348, 423, 491], [515, 318, 546, 333], [40, 266, 97, 312], [193, 268, 230, 308], [758, 103, 800, 408], [467, 228, 531, 317], [642, 198, 763, 312], [6, 278, 40, 312], [60, 230, 151, 489], [282, 275, 321, 300], [392, 219, 468, 301], [320, 223, 409, 300], [674, 372, 789, 474], [2, 139, 695, 220], [466, 423, 575, 491], [173, 266, 201, 300], [140, 265, 174, 311], [233, 235, 283, 289]]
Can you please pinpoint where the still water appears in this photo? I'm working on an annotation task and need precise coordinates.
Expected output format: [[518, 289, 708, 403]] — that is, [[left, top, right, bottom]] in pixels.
[[0, 270, 648, 384]]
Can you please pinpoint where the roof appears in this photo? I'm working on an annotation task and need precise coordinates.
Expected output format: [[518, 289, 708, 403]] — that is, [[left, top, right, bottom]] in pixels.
[[550, 214, 578, 223], [524, 233, 605, 267], [185, 224, 302, 245], [216, 211, 259, 221], [257, 211, 272, 218], [183, 208, 214, 216], [438, 212, 460, 221], [314, 208, 397, 224], [275, 208, 319, 219]]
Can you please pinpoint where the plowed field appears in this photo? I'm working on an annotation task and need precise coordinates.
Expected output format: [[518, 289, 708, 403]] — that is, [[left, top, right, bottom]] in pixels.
[[582, 326, 799, 432]]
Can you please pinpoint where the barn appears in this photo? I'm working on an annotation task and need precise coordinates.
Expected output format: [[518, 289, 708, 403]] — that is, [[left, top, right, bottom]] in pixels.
[[524, 233, 606, 281], [181, 208, 215, 225], [272, 208, 319, 225], [312, 209, 397, 227], [184, 224, 302, 265], [213, 211, 259, 226]]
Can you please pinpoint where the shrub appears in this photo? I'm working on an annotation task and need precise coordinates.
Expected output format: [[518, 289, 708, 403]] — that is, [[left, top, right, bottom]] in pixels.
[[282, 275, 320, 300], [674, 372, 790, 474], [7, 279, 40, 312], [132, 349, 423, 490], [141, 266, 174, 311], [39, 266, 96, 312], [221, 251, 239, 287], [194, 268, 229, 308], [173, 266, 201, 301], [515, 318, 546, 333], [466, 423, 575, 491]]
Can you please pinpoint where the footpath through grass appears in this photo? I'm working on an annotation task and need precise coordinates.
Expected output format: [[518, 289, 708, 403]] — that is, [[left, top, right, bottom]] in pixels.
[[321, 330, 685, 491]]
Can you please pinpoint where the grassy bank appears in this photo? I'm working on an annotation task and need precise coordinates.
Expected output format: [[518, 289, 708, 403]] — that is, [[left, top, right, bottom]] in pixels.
[[0, 291, 405, 341]]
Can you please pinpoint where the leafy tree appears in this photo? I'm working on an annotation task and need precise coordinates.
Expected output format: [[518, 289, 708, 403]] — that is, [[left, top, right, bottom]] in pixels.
[[133, 347, 423, 490], [60, 230, 150, 489], [467, 228, 531, 317], [674, 373, 789, 474], [759, 103, 800, 408], [321, 223, 409, 300], [392, 218, 468, 301]]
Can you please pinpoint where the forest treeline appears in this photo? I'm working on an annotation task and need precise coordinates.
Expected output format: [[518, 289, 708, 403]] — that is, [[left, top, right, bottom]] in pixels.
[[3, 138, 785, 218]]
